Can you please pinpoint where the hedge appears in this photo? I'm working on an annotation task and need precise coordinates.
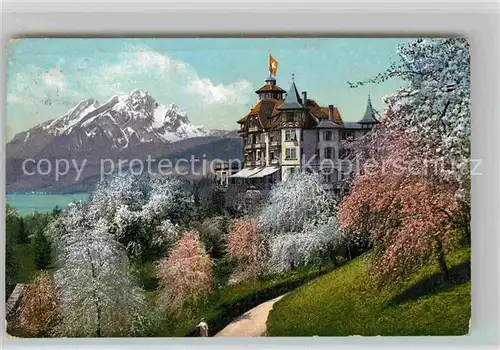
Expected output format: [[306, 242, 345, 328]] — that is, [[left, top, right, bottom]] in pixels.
[[184, 267, 332, 337]]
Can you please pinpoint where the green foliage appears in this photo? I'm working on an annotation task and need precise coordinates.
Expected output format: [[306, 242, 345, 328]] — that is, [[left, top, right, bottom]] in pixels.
[[14, 244, 38, 283], [33, 230, 52, 270], [24, 211, 55, 242], [17, 217, 29, 244], [212, 257, 236, 292], [134, 261, 159, 291], [197, 216, 228, 260], [267, 248, 471, 336], [196, 216, 234, 290], [190, 177, 226, 221], [5, 230, 19, 300], [6, 205, 20, 298]]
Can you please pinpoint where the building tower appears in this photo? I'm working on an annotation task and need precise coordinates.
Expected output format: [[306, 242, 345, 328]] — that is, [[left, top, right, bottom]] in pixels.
[[358, 94, 379, 129]]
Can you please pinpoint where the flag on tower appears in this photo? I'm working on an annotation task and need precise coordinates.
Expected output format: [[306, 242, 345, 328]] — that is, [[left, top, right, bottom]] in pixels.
[[269, 54, 278, 76]]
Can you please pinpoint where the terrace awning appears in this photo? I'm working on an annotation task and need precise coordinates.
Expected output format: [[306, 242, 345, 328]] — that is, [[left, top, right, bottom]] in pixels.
[[228, 167, 264, 179], [248, 166, 280, 178]]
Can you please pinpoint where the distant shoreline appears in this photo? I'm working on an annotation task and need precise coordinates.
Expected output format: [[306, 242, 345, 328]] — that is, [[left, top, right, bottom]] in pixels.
[[6, 192, 91, 215], [6, 190, 90, 196]]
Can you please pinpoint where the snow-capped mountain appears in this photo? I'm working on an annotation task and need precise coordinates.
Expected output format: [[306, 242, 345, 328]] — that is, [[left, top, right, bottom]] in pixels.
[[6, 90, 241, 193], [13, 90, 207, 151]]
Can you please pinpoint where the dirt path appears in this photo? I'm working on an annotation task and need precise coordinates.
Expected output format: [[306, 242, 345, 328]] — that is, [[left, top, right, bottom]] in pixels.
[[215, 295, 285, 337]]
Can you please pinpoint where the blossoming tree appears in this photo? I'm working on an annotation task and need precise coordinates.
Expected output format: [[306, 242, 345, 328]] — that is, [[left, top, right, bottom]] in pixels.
[[53, 208, 148, 337], [259, 171, 343, 271], [19, 272, 59, 337], [349, 37, 470, 183], [156, 232, 213, 313], [339, 119, 461, 282], [86, 173, 193, 260], [227, 218, 268, 281]]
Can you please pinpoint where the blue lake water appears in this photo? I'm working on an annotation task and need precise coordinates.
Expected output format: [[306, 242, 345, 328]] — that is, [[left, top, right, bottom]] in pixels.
[[6, 193, 91, 215]]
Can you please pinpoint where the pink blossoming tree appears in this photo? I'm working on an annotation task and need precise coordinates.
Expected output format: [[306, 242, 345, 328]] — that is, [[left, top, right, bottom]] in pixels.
[[339, 119, 461, 283], [156, 232, 213, 313], [227, 218, 268, 281]]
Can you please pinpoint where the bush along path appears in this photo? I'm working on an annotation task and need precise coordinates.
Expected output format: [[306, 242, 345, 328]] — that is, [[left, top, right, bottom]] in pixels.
[[183, 266, 335, 337], [215, 295, 285, 337]]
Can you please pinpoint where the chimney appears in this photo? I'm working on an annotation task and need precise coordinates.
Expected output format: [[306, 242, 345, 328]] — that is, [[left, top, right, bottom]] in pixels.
[[328, 105, 335, 121], [302, 91, 307, 105]]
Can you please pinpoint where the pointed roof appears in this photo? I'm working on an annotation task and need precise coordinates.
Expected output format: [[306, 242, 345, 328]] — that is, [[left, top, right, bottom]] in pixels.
[[255, 75, 286, 94], [255, 84, 286, 94], [237, 99, 283, 125], [316, 119, 342, 129], [278, 78, 304, 110], [358, 95, 379, 124]]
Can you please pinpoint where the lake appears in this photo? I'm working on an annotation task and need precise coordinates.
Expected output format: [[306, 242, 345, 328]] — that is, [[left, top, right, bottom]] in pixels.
[[6, 193, 91, 215]]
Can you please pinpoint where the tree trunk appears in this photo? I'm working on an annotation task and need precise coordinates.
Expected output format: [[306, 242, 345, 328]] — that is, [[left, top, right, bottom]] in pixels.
[[435, 237, 449, 280], [85, 246, 102, 337]]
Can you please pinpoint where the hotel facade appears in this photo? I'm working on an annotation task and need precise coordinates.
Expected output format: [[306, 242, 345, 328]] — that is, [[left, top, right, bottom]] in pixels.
[[223, 69, 379, 193]]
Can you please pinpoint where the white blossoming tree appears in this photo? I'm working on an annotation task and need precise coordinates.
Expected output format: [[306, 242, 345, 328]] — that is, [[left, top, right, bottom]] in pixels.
[[53, 209, 148, 337], [269, 217, 344, 272], [349, 37, 470, 181], [86, 173, 193, 260], [259, 171, 343, 271]]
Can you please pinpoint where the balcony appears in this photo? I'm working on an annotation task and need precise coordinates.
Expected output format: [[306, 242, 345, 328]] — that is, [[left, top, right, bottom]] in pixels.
[[244, 143, 266, 149], [270, 140, 281, 147], [248, 126, 259, 132], [246, 159, 266, 167]]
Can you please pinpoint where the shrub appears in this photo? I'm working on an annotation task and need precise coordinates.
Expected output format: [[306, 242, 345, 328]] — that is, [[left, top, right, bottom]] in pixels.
[[19, 273, 59, 337], [184, 267, 332, 337]]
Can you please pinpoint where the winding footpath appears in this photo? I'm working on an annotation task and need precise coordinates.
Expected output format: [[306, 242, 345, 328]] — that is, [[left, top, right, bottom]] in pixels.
[[215, 295, 285, 337]]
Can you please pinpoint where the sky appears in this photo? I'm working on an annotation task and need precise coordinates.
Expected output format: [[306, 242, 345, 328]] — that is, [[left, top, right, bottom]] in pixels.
[[6, 38, 411, 139]]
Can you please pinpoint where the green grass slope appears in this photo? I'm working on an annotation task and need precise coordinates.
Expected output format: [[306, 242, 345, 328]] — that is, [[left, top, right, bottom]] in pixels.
[[267, 248, 471, 336]]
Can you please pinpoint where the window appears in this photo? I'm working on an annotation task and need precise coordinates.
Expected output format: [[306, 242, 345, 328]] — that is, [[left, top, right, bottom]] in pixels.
[[325, 147, 334, 159], [270, 151, 275, 160], [285, 148, 297, 160], [285, 130, 296, 141], [325, 130, 333, 141], [270, 132, 280, 143]]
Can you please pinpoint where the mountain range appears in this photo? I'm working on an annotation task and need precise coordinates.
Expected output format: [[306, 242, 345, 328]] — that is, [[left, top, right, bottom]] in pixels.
[[6, 90, 241, 193]]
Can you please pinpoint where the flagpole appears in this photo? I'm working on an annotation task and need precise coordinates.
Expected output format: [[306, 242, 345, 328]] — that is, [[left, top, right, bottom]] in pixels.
[[268, 49, 272, 76]]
